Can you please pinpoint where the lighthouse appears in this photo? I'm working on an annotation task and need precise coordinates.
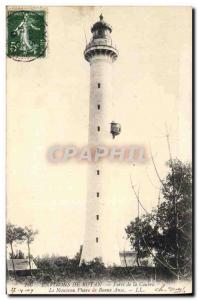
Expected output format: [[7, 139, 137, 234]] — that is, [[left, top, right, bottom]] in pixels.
[[80, 15, 121, 266]]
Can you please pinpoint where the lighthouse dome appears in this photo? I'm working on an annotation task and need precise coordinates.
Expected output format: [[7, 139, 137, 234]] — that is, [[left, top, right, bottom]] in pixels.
[[91, 14, 112, 35]]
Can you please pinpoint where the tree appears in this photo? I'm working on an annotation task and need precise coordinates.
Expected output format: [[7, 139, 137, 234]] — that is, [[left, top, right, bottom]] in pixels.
[[6, 223, 25, 280], [126, 159, 192, 280], [9, 250, 25, 259], [158, 159, 192, 278], [23, 226, 38, 277]]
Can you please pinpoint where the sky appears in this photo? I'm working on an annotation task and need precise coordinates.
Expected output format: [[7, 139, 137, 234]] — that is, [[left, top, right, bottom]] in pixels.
[[7, 6, 192, 258]]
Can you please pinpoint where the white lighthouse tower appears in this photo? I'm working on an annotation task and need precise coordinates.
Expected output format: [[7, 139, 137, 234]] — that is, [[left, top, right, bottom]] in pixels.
[[80, 15, 121, 266]]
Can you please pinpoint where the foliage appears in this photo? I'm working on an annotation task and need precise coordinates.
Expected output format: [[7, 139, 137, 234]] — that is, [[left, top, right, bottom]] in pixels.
[[23, 226, 39, 244], [32, 255, 156, 283], [8, 252, 172, 283], [6, 223, 25, 245], [126, 159, 192, 279], [79, 258, 106, 278], [9, 250, 25, 259]]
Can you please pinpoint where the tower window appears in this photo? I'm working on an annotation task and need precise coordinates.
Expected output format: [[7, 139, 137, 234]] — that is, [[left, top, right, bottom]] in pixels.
[[96, 237, 99, 243], [97, 170, 100, 175], [98, 83, 101, 88], [97, 126, 100, 131], [96, 215, 99, 220], [97, 104, 100, 110], [97, 192, 99, 197]]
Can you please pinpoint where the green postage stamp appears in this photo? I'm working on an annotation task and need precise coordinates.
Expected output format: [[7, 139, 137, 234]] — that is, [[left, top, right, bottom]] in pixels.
[[7, 10, 47, 61]]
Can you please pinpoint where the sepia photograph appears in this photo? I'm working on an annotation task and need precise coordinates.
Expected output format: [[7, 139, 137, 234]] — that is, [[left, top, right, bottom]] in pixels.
[[6, 5, 192, 295]]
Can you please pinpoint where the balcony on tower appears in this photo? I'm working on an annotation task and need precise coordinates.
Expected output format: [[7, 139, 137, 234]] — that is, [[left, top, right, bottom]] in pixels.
[[84, 14, 118, 62], [110, 121, 121, 139]]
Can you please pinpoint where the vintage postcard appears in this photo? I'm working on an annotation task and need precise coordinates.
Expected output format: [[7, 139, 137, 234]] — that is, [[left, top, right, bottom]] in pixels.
[[6, 6, 193, 295]]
